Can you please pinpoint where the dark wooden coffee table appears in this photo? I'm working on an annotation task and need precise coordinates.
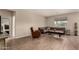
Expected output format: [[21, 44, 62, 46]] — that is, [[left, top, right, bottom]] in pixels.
[[0, 34, 8, 50]]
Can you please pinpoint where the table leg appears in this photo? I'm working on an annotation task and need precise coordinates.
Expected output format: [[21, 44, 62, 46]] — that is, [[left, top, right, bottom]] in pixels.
[[59, 34, 61, 37], [3, 38, 6, 50]]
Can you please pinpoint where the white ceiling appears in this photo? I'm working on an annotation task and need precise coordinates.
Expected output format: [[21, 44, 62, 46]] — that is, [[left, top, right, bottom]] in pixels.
[[11, 9, 79, 17]]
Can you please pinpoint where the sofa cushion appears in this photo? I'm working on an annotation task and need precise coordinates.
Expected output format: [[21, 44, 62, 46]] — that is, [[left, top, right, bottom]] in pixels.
[[55, 30, 64, 33]]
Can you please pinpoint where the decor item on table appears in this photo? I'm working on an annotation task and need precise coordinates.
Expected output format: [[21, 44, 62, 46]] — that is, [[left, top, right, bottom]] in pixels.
[[30, 27, 41, 38], [74, 22, 78, 36]]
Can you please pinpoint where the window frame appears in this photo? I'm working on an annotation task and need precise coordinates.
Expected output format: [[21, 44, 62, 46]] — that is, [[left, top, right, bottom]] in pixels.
[[54, 17, 67, 28]]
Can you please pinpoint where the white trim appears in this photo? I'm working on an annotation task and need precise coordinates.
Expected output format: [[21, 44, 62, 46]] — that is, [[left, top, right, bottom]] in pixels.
[[12, 15, 15, 37]]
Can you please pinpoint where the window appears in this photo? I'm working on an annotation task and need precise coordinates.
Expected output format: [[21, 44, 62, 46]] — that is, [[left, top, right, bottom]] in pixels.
[[54, 17, 67, 28]]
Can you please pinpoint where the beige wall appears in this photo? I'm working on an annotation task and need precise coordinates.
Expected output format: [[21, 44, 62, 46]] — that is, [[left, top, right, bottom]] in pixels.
[[15, 11, 46, 38], [47, 12, 79, 35]]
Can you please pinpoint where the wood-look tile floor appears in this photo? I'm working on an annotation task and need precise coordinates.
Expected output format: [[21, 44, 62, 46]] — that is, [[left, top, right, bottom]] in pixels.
[[7, 34, 79, 50]]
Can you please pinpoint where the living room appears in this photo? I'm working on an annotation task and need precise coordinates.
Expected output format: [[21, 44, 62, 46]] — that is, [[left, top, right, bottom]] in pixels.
[[1, 0, 79, 59], [0, 9, 79, 50]]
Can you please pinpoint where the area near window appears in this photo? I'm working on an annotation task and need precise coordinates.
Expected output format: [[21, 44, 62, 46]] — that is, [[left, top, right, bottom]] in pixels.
[[54, 17, 67, 28]]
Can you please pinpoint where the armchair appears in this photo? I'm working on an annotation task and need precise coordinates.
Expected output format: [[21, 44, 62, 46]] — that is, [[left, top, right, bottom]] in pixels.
[[30, 27, 41, 38]]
